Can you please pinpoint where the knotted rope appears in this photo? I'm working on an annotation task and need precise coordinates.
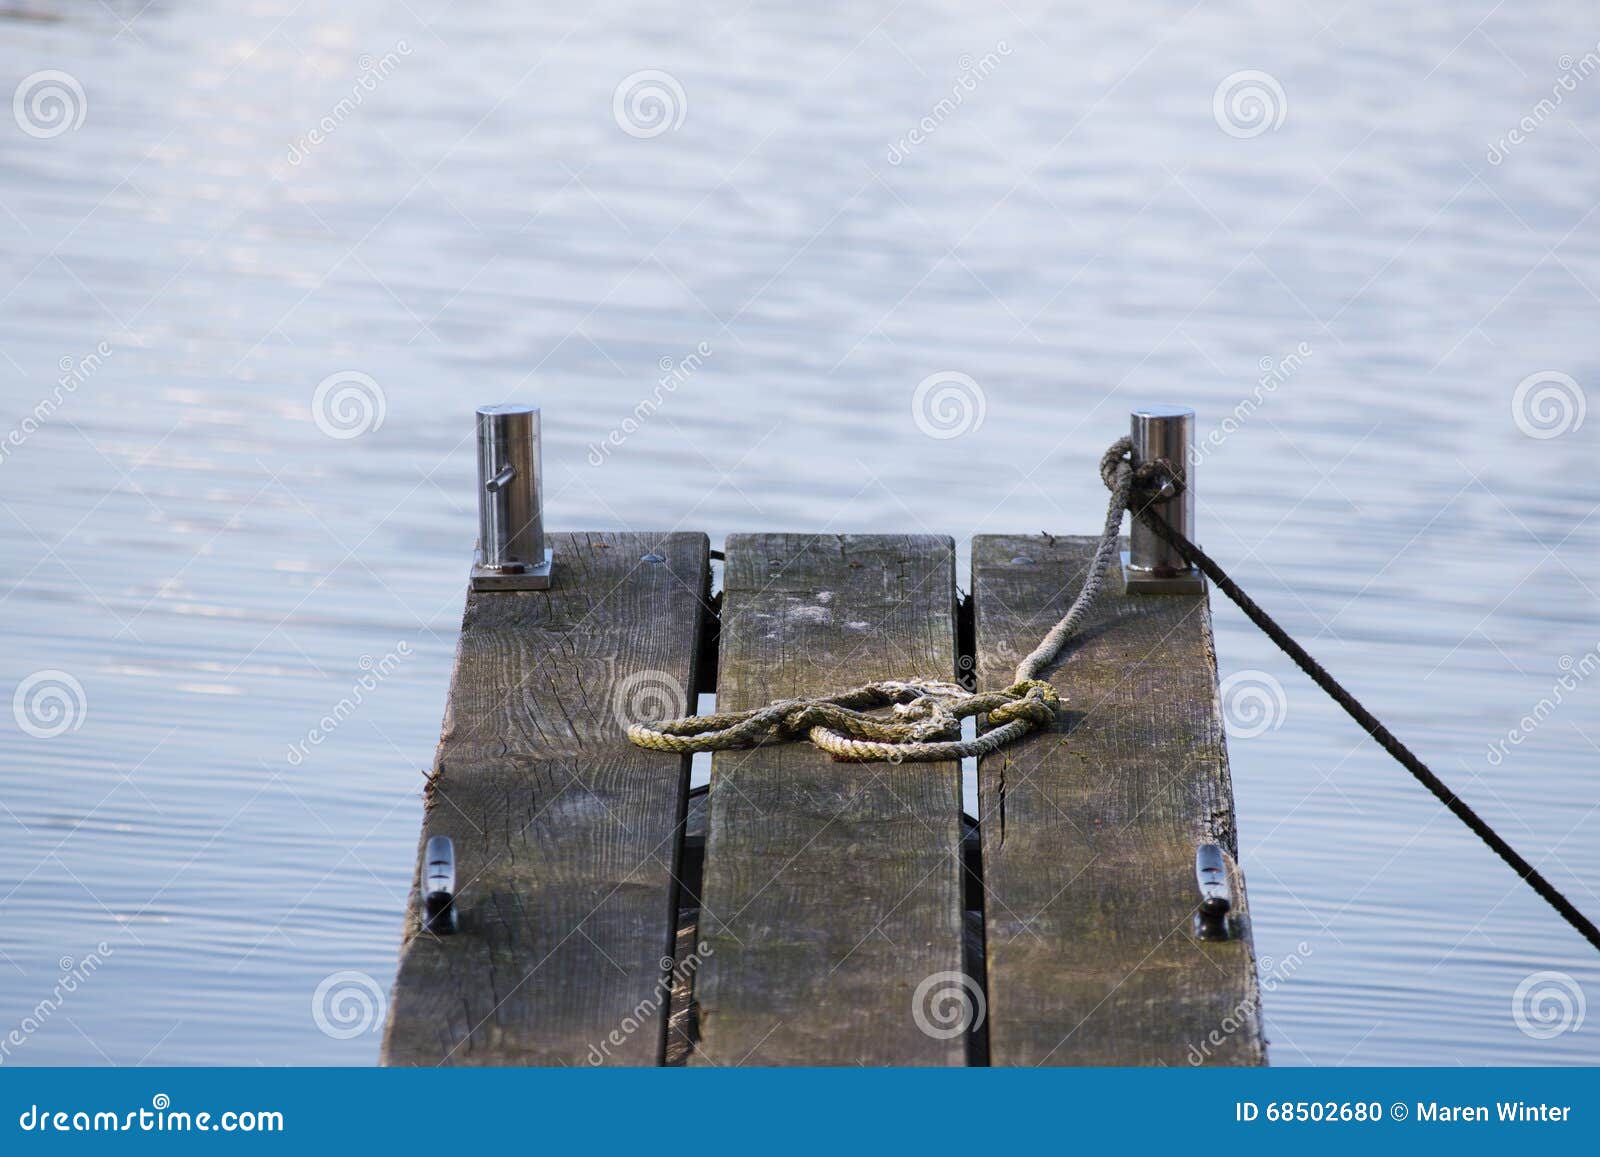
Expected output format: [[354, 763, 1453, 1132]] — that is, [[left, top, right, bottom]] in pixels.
[[627, 438, 1151, 764]]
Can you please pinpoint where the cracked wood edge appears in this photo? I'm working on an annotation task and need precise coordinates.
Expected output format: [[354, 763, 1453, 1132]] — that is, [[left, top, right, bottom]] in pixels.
[[973, 534, 1265, 1067], [381, 531, 709, 1066]]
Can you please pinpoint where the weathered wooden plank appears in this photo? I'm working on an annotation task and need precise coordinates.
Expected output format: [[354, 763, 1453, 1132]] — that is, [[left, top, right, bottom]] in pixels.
[[692, 534, 966, 1066], [973, 535, 1265, 1066], [381, 531, 709, 1066]]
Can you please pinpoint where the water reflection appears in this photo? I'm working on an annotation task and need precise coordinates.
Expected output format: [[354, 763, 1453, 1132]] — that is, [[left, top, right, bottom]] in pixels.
[[0, 0, 1595, 1065]]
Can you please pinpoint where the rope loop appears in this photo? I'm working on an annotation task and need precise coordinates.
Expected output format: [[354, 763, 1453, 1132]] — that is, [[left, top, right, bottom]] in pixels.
[[1101, 435, 1185, 506], [627, 676, 1064, 763]]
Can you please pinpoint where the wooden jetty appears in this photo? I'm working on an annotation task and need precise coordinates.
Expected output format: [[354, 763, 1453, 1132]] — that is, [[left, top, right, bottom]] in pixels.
[[380, 525, 1265, 1066]]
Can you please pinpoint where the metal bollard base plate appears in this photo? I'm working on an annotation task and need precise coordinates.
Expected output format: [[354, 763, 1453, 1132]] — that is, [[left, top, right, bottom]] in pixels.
[[470, 547, 555, 591], [1121, 551, 1205, 595]]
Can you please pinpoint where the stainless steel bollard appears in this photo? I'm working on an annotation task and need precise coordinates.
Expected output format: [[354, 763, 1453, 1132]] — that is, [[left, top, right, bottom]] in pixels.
[[422, 835, 458, 935], [1123, 404, 1203, 595], [470, 403, 555, 591], [1194, 842, 1233, 941]]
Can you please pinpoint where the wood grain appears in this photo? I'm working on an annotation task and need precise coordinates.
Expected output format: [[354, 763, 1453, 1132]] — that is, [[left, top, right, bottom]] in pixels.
[[691, 534, 967, 1066], [972, 535, 1265, 1066], [381, 532, 709, 1066]]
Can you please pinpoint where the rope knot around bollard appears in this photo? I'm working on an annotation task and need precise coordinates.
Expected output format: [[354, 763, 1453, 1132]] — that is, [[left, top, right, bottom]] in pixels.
[[1102, 436, 1185, 506]]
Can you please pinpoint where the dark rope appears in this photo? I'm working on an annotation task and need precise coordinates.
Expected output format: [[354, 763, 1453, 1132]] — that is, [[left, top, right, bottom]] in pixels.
[[1125, 463, 1600, 955]]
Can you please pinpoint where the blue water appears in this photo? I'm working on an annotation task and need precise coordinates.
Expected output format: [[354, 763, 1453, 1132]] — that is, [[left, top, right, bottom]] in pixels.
[[0, 0, 1596, 1065]]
